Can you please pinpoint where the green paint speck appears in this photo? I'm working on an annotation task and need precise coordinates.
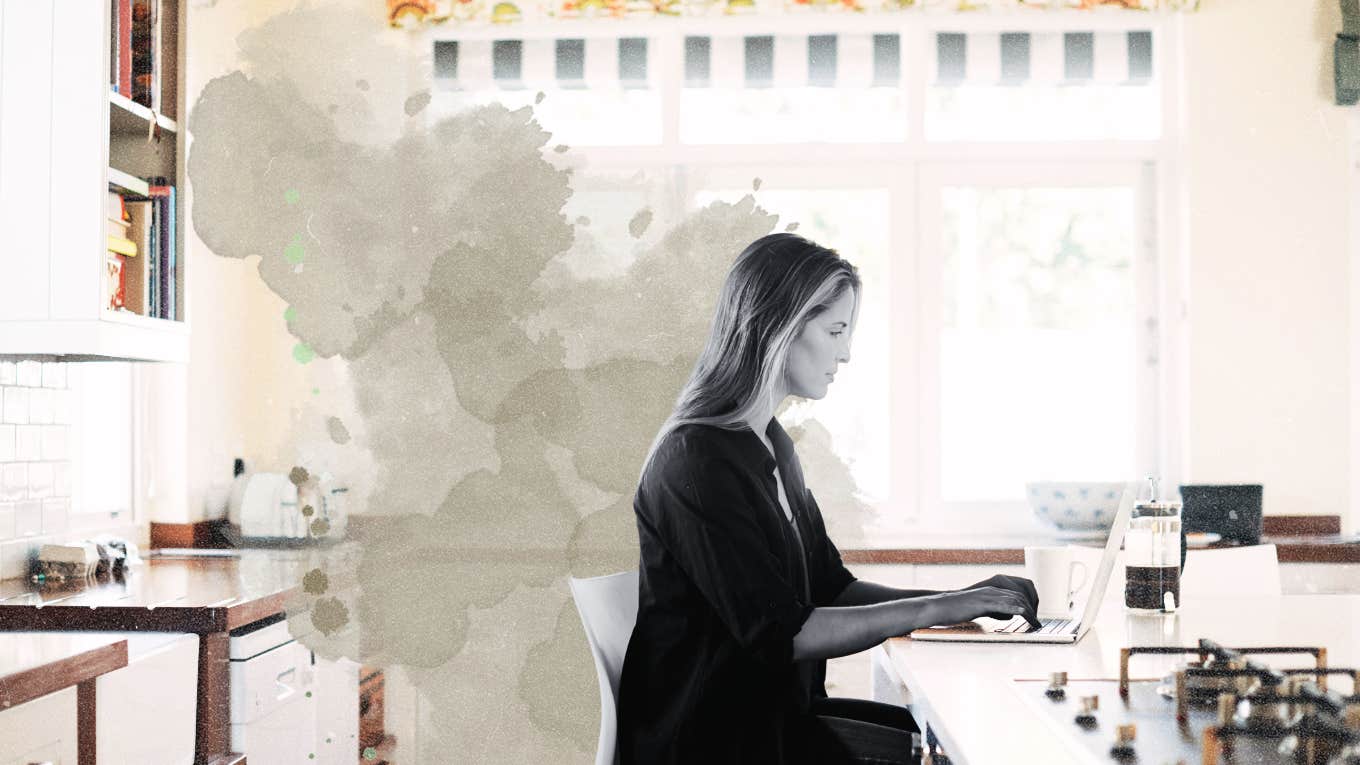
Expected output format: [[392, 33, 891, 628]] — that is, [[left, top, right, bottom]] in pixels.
[[363, 748, 377, 761], [312, 387, 320, 395], [284, 188, 300, 204], [284, 306, 296, 322], [284, 233, 305, 264], [293, 343, 315, 364], [306, 691, 313, 698]]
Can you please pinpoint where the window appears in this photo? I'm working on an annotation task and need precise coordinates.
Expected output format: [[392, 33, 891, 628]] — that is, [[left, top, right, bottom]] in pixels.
[[427, 18, 1176, 532]]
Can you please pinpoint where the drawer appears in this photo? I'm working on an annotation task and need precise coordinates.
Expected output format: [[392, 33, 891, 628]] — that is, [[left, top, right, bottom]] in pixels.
[[230, 640, 315, 725]]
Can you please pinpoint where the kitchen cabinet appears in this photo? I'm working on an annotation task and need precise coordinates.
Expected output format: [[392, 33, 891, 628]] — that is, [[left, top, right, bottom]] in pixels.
[[0, 0, 187, 362], [95, 633, 199, 765], [0, 686, 76, 765]]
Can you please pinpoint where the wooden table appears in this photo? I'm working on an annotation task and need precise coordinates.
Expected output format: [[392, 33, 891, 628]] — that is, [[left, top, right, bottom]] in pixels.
[[0, 632, 128, 765], [879, 594, 1360, 764], [0, 546, 353, 764]]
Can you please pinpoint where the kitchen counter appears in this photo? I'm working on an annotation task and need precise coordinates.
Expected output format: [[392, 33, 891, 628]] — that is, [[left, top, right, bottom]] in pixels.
[[842, 532, 1360, 564], [0, 632, 128, 765], [0, 546, 355, 764], [0, 546, 353, 632], [0, 632, 127, 708]]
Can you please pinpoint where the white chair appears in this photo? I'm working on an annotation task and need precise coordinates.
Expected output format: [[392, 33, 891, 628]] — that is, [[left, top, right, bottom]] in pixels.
[[569, 570, 640, 765], [1180, 544, 1281, 598]]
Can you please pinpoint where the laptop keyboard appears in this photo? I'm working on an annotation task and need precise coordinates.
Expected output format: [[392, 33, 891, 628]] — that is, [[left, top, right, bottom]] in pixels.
[[999, 616, 1074, 635]]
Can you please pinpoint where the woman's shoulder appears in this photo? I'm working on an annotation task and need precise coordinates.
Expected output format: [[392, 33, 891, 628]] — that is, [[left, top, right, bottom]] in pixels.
[[644, 423, 748, 483]]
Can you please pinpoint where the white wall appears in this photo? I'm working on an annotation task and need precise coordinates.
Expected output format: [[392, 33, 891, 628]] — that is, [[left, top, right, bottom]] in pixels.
[[1181, 0, 1353, 530]]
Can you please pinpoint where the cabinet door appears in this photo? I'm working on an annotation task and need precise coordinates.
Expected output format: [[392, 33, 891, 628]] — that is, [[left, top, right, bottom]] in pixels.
[[0, 686, 77, 765]]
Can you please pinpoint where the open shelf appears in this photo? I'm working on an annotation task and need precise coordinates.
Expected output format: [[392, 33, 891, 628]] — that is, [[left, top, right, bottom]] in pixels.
[[109, 91, 178, 136]]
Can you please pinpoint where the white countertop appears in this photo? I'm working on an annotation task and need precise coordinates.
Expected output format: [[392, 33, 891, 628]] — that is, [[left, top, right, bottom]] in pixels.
[[883, 594, 1360, 764]]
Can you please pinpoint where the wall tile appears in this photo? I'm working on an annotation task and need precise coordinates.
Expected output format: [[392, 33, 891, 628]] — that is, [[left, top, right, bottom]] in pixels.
[[0, 503, 14, 538], [41, 362, 65, 389], [40, 426, 67, 461], [14, 500, 41, 536], [27, 389, 52, 424], [41, 498, 67, 535], [15, 425, 40, 461], [0, 363, 14, 385], [0, 425, 13, 462], [53, 462, 71, 497], [51, 390, 71, 424], [1, 464, 27, 502], [16, 361, 41, 388], [28, 463, 53, 499], [2, 388, 28, 425]]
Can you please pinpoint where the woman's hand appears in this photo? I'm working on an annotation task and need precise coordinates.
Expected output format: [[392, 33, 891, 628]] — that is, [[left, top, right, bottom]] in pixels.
[[961, 574, 1041, 621], [920, 587, 1041, 630]]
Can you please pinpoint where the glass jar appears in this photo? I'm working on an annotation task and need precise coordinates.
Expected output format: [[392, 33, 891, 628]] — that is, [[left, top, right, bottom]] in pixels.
[[1124, 477, 1182, 612]]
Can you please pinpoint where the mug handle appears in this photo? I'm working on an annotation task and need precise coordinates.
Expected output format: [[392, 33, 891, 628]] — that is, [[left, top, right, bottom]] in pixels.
[[1066, 560, 1090, 603]]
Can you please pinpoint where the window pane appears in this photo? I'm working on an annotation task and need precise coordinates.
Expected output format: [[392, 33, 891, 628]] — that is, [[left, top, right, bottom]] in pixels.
[[939, 186, 1138, 503], [681, 88, 906, 144], [694, 188, 892, 542]]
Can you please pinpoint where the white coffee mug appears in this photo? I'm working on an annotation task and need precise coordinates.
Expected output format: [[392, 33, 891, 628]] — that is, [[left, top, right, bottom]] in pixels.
[[1024, 546, 1090, 619]]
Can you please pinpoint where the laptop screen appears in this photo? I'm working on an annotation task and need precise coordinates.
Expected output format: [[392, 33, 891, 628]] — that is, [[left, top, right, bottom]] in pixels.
[[1072, 481, 1138, 628]]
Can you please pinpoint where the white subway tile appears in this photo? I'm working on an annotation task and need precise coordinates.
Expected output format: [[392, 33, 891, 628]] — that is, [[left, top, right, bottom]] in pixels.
[[2, 388, 28, 425], [40, 427, 67, 461], [27, 389, 52, 424], [14, 500, 41, 536], [51, 390, 71, 424], [0, 363, 14, 385], [0, 537, 42, 580], [53, 462, 71, 497], [14, 426, 40, 462], [27, 462, 53, 499], [16, 361, 41, 388], [41, 498, 67, 535], [0, 426, 13, 462], [1, 464, 27, 502], [0, 503, 15, 539], [41, 362, 65, 389]]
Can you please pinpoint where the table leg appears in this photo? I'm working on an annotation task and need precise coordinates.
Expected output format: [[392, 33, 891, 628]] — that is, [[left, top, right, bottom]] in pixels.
[[196, 630, 231, 764], [77, 679, 95, 765]]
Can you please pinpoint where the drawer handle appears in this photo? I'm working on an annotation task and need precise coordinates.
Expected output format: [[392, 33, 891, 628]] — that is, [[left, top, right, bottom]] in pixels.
[[276, 667, 297, 700]]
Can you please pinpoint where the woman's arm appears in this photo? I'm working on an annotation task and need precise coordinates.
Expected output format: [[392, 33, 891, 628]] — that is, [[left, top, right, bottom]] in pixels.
[[791, 586, 1038, 662], [831, 579, 942, 606]]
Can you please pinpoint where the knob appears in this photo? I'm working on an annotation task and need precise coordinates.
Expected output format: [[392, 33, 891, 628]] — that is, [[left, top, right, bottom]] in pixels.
[[1046, 671, 1069, 699], [1110, 723, 1137, 759], [1074, 695, 1099, 727]]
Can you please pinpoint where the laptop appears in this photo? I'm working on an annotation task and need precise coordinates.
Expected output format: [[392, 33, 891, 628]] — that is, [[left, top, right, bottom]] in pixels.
[[909, 481, 1136, 644]]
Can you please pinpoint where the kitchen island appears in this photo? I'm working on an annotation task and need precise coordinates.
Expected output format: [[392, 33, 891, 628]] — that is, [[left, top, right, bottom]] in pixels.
[[0, 632, 127, 765], [0, 546, 356, 764], [878, 593, 1360, 764]]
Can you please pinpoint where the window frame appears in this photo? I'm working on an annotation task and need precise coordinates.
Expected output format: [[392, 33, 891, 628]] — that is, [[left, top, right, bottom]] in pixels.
[[424, 12, 1189, 530]]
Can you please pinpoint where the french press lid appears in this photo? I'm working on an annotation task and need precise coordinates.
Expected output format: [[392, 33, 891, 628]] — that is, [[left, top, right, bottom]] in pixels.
[[1133, 476, 1181, 517]]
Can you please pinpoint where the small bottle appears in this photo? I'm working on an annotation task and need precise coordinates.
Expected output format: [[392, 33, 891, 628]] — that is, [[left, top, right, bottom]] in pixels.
[[1124, 477, 1182, 612]]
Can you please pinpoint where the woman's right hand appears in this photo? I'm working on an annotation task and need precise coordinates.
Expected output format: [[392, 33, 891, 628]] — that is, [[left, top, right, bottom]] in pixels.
[[921, 587, 1041, 630]]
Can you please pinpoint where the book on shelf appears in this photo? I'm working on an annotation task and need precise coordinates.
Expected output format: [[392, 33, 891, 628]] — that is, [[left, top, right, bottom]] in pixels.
[[108, 177, 174, 319], [111, 0, 133, 96], [105, 252, 127, 311]]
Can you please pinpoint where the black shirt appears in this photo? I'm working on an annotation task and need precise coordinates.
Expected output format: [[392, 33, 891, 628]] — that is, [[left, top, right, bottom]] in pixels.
[[617, 418, 858, 765]]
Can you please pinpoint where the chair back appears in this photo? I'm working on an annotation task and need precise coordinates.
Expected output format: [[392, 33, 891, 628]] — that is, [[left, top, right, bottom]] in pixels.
[[569, 570, 640, 765], [1181, 544, 1281, 598]]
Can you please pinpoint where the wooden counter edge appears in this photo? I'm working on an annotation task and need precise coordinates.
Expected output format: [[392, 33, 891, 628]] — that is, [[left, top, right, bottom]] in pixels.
[[843, 539, 1359, 565], [0, 638, 127, 710]]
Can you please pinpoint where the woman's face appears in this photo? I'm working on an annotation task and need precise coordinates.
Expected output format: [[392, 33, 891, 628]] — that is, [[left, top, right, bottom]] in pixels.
[[783, 288, 855, 400]]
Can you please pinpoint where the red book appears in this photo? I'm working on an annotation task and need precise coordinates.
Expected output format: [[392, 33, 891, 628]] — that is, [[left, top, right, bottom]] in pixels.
[[117, 0, 132, 95]]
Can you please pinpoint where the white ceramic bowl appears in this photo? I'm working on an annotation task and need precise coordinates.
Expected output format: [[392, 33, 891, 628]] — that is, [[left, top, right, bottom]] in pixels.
[[1026, 482, 1125, 532]]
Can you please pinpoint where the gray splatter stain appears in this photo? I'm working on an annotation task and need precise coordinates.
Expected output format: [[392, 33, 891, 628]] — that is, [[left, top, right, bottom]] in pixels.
[[404, 89, 432, 116], [303, 567, 330, 595], [628, 208, 653, 239], [187, 3, 864, 761], [327, 416, 351, 444]]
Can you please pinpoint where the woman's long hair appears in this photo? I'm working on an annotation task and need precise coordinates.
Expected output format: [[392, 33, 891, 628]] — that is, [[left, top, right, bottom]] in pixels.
[[640, 232, 861, 480]]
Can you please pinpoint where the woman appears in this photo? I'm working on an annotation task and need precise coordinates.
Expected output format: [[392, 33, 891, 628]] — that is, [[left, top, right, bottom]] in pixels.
[[617, 233, 1041, 765]]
